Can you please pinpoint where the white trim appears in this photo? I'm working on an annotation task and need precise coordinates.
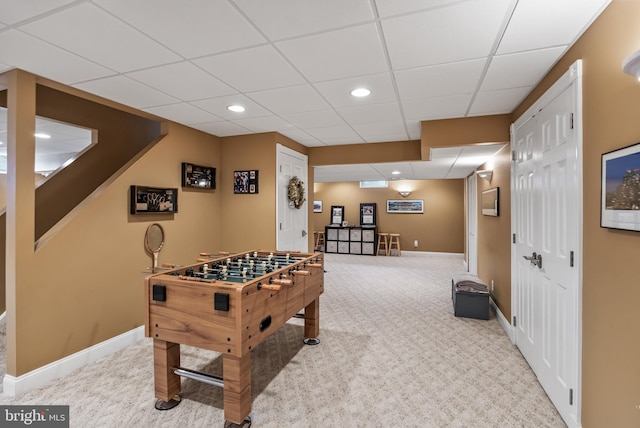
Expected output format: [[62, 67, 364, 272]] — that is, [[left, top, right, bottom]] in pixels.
[[491, 298, 514, 344], [3, 326, 145, 397]]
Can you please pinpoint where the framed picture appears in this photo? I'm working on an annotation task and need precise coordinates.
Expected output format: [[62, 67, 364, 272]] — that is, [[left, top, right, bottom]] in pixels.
[[601, 142, 640, 231], [386, 199, 423, 214], [360, 203, 377, 226], [481, 188, 499, 216], [330, 205, 344, 225], [182, 162, 215, 189], [130, 185, 178, 214], [314, 201, 323, 213], [234, 170, 259, 194]]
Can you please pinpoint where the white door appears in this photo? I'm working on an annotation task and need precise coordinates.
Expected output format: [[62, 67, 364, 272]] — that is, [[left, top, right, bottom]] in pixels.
[[277, 144, 308, 252], [466, 173, 478, 274], [512, 62, 582, 427]]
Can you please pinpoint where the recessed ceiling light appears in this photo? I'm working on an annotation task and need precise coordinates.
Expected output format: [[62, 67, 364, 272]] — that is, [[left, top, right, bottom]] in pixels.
[[34, 133, 51, 139], [350, 88, 371, 97], [227, 105, 245, 113], [391, 171, 401, 175]]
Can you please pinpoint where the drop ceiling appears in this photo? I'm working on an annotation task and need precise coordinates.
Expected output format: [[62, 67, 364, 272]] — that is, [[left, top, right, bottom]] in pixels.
[[0, 0, 611, 181]]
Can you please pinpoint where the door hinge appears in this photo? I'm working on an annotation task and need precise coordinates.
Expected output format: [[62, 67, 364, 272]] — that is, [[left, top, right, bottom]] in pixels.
[[512, 150, 517, 161], [279, 223, 282, 230], [569, 388, 574, 405], [513, 316, 516, 327], [512, 233, 516, 244], [570, 251, 574, 267], [570, 113, 574, 129]]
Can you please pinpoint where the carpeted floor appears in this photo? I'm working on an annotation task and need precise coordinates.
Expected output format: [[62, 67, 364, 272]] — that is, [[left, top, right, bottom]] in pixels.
[[0, 252, 565, 427]]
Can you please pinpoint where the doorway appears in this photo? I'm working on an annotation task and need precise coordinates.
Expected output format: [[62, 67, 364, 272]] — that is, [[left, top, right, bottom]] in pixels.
[[511, 60, 583, 427], [276, 144, 309, 252]]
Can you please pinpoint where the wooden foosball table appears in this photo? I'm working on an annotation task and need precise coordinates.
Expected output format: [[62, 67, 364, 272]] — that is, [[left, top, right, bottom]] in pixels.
[[144, 250, 324, 427]]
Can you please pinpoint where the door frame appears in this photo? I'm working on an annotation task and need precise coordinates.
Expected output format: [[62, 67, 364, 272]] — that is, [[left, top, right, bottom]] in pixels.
[[510, 59, 583, 427], [466, 173, 478, 274]]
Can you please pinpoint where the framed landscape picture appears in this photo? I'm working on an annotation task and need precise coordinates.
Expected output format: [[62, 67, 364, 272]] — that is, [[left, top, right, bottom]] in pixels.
[[601, 142, 640, 231], [386, 199, 423, 214]]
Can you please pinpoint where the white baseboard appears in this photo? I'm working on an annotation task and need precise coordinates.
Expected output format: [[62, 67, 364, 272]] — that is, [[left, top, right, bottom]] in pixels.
[[3, 326, 145, 397], [491, 298, 515, 344]]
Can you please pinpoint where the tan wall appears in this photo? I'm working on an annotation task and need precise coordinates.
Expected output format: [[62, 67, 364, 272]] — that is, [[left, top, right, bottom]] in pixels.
[[312, 179, 464, 253], [511, 1, 640, 425], [219, 133, 309, 253], [476, 145, 511, 319], [7, 116, 222, 375], [309, 140, 421, 165]]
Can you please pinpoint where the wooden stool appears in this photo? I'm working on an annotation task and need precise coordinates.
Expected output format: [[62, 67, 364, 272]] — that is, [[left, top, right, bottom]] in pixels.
[[388, 233, 401, 256], [314, 231, 325, 251], [376, 233, 389, 256]]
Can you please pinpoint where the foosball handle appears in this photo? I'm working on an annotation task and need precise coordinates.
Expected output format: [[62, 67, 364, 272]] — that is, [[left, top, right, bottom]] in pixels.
[[196, 258, 208, 262], [292, 270, 311, 276], [259, 283, 282, 291], [270, 278, 293, 286], [306, 263, 322, 269], [218, 251, 230, 256], [162, 263, 177, 268]]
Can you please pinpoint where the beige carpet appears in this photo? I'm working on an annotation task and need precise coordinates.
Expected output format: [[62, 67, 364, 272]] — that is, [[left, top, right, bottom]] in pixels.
[[0, 252, 565, 427]]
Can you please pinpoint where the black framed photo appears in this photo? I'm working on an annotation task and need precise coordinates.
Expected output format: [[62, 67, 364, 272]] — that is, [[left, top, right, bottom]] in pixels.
[[234, 170, 259, 194], [182, 162, 215, 189], [481, 188, 499, 217], [601, 142, 640, 231], [360, 203, 377, 226], [130, 185, 178, 214], [330, 205, 344, 225]]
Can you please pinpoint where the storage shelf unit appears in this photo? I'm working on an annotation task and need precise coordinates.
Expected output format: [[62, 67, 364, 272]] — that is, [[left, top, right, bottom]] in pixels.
[[325, 226, 377, 255]]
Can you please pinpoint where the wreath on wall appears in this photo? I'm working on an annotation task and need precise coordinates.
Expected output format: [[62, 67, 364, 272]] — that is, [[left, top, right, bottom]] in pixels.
[[287, 176, 306, 209]]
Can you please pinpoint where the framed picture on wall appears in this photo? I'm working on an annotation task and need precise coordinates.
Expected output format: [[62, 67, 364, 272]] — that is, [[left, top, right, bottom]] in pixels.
[[182, 162, 215, 189], [481, 188, 499, 216], [601, 142, 640, 231], [234, 170, 259, 194], [130, 185, 178, 214], [386, 199, 423, 214], [360, 203, 377, 226], [314, 201, 323, 213]]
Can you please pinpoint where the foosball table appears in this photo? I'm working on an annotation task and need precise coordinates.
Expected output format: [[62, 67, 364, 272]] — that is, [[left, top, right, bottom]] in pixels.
[[144, 250, 324, 427]]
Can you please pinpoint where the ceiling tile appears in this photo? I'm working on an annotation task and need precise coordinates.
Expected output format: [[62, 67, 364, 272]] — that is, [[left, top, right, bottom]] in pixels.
[[282, 110, 346, 129], [276, 23, 389, 82], [381, 0, 512, 70], [375, 0, 462, 18], [278, 129, 321, 146], [127, 62, 236, 101], [337, 102, 402, 125], [468, 87, 531, 116], [73, 75, 179, 109], [481, 47, 567, 91], [247, 85, 330, 115], [20, 3, 180, 72], [143, 103, 223, 125], [313, 72, 397, 108], [305, 125, 360, 141], [497, 0, 610, 54], [431, 147, 462, 158], [406, 121, 421, 140], [403, 94, 472, 121], [193, 45, 306, 93], [321, 136, 367, 146], [0, 30, 115, 84], [394, 58, 486, 101], [232, 115, 295, 133], [234, 0, 375, 40], [95, 0, 266, 58], [190, 121, 253, 137], [352, 119, 406, 137], [191, 95, 273, 120], [0, 0, 77, 25]]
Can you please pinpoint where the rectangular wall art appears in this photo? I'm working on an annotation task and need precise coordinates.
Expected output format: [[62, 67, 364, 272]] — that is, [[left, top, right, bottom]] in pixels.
[[130, 185, 178, 214], [601, 142, 640, 231], [234, 170, 259, 194]]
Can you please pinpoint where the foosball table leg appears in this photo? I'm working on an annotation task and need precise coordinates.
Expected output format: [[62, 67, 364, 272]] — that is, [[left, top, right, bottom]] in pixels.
[[153, 339, 182, 410], [223, 353, 252, 426], [303, 298, 320, 345]]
